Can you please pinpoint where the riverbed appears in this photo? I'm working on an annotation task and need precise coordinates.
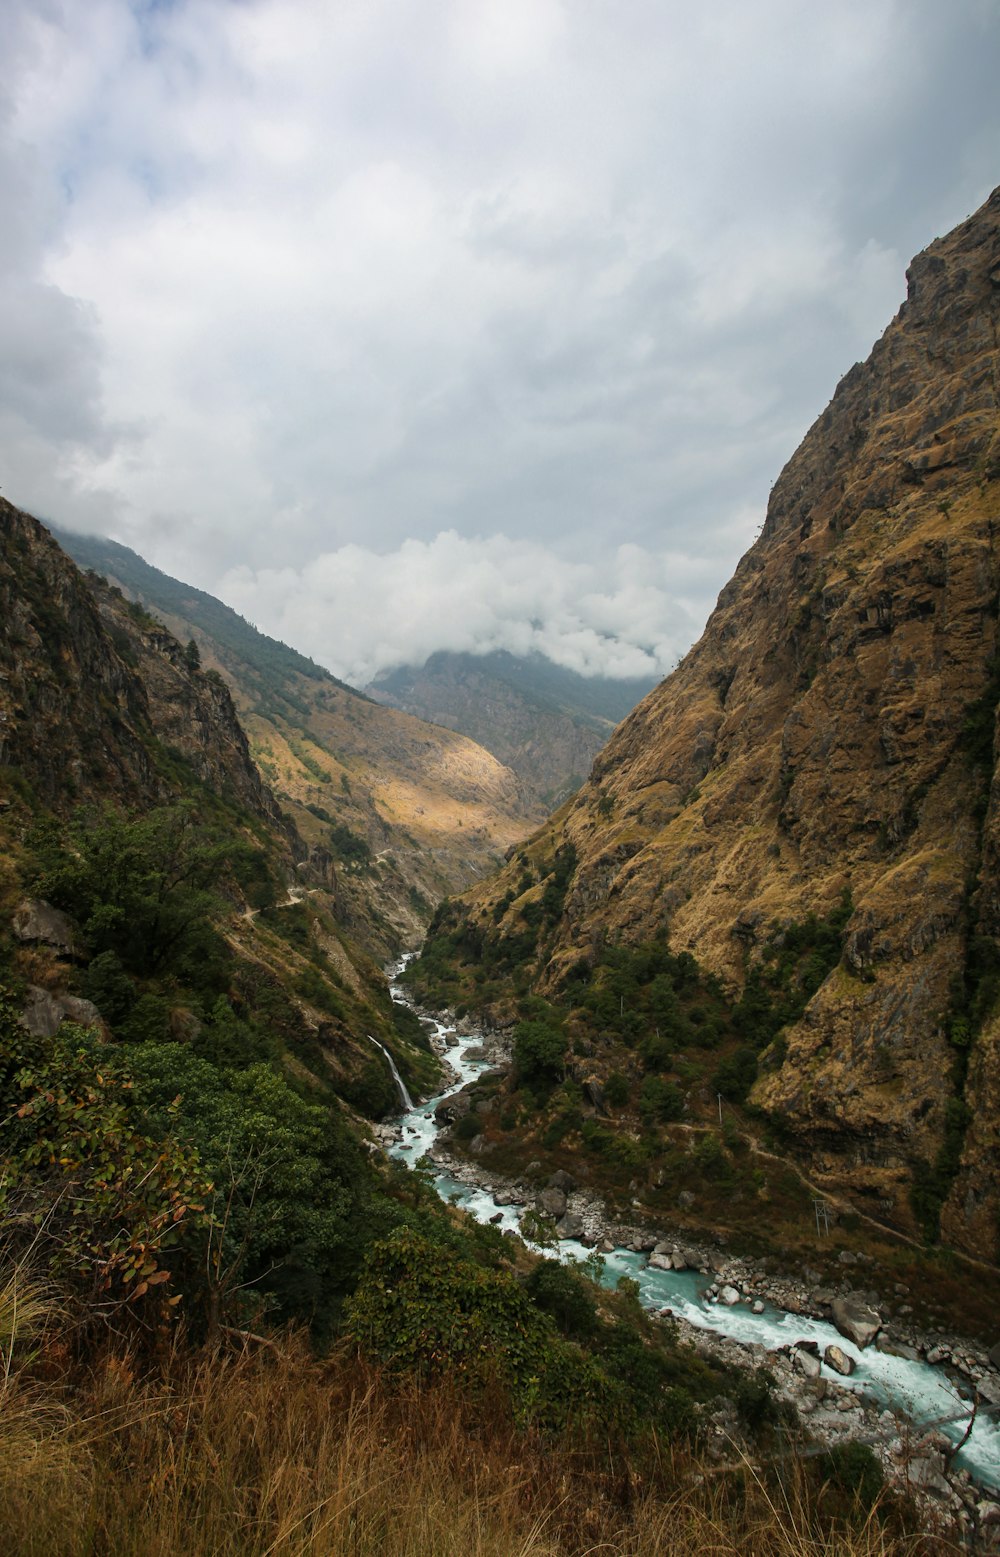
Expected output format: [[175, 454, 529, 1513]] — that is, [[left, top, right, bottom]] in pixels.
[[382, 964, 1000, 1494]]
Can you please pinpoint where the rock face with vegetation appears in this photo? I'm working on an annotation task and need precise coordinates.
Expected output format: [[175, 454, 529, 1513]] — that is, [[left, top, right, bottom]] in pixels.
[[413, 186, 1000, 1259], [367, 648, 658, 809], [55, 529, 542, 956]]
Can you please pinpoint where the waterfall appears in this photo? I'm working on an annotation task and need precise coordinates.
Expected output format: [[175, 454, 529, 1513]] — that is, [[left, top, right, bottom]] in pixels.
[[368, 1036, 414, 1111]]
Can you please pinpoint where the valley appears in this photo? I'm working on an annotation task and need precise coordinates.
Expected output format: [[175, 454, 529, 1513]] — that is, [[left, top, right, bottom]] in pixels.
[[2, 183, 1000, 1553]]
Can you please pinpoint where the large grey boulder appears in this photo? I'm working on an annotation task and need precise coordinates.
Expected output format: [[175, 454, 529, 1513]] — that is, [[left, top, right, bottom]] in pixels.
[[537, 1186, 567, 1219], [21, 986, 102, 1039], [792, 1347, 822, 1379], [13, 899, 79, 957], [831, 1293, 881, 1349], [547, 1169, 576, 1193], [555, 1211, 584, 1240]]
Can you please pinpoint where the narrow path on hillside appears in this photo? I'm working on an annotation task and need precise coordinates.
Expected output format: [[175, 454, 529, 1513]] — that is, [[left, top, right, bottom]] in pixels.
[[667, 1115, 1000, 1277]]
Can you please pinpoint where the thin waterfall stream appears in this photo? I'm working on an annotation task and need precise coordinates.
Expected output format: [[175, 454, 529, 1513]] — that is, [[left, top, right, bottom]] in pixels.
[[368, 1034, 414, 1111], [382, 957, 1000, 1491]]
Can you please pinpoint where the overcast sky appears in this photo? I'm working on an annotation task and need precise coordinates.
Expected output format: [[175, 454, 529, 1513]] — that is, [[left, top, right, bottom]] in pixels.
[[2, 0, 998, 686]]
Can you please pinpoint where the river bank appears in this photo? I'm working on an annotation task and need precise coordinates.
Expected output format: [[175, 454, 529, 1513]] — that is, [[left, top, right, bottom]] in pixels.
[[372, 971, 1000, 1543]]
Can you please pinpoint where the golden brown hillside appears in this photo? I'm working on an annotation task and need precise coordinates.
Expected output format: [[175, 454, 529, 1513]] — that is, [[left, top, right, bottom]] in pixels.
[[54, 530, 544, 956], [425, 185, 1000, 1257]]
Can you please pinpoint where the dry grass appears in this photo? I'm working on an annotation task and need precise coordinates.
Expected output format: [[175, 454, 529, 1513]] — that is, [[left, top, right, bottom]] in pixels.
[[0, 1327, 951, 1557]]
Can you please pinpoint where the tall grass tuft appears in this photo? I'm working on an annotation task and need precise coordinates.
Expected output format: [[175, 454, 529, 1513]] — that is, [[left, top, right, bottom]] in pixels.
[[0, 1326, 952, 1556]]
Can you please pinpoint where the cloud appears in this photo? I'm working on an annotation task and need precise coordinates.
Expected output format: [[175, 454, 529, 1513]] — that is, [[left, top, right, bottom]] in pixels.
[[218, 530, 708, 686], [1, 0, 998, 662]]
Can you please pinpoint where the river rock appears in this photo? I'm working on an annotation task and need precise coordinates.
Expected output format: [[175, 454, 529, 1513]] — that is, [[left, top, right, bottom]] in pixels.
[[548, 1169, 576, 1193], [556, 1212, 584, 1240], [793, 1347, 822, 1379], [537, 1187, 567, 1218], [876, 1334, 920, 1360], [720, 1285, 741, 1306], [824, 1344, 856, 1376], [751, 1299, 765, 1315], [648, 1253, 673, 1271], [831, 1293, 881, 1349], [988, 1342, 1000, 1370]]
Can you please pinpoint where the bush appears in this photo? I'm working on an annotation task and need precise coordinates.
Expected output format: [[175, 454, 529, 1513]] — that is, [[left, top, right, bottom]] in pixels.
[[818, 1441, 884, 1509]]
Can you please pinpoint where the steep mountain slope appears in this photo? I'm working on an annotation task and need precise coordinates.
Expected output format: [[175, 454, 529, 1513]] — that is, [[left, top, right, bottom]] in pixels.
[[367, 649, 658, 808], [412, 185, 1000, 1258], [0, 497, 438, 1118], [52, 531, 543, 953]]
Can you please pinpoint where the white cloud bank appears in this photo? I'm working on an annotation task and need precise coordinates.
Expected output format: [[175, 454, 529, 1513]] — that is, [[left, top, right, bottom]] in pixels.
[[1, 0, 999, 676], [219, 530, 714, 687]]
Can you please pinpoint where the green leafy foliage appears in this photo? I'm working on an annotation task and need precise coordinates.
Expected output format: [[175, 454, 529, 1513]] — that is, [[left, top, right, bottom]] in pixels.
[[0, 996, 210, 1309], [28, 803, 243, 983], [513, 1019, 566, 1087]]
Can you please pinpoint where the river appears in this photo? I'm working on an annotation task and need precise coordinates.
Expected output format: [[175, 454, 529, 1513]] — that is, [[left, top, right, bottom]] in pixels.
[[382, 961, 1000, 1491]]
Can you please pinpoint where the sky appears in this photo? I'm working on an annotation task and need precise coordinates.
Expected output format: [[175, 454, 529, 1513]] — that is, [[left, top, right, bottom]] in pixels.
[[2, 0, 999, 687]]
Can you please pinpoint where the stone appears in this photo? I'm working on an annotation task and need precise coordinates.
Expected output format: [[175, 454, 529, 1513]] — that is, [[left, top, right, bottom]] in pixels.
[[537, 1187, 567, 1219], [720, 1285, 741, 1306], [988, 1342, 1000, 1370], [875, 1335, 920, 1361], [555, 1212, 584, 1240], [751, 1299, 765, 1315], [21, 986, 102, 1039], [824, 1344, 856, 1377], [926, 1345, 950, 1365], [12, 898, 78, 957], [793, 1347, 821, 1378], [676, 1190, 696, 1211], [908, 1460, 951, 1498], [831, 1293, 881, 1350], [547, 1169, 576, 1193], [647, 1253, 673, 1271]]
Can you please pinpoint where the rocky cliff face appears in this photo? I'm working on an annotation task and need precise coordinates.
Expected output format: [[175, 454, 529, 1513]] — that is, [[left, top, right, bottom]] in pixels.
[[0, 499, 284, 830], [439, 186, 1000, 1256]]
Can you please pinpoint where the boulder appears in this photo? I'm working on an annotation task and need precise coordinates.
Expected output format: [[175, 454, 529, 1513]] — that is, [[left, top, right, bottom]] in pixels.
[[547, 1169, 576, 1193], [793, 1347, 822, 1379], [824, 1344, 856, 1376], [988, 1341, 1000, 1370], [831, 1293, 881, 1349], [647, 1253, 673, 1271], [12, 899, 78, 957], [21, 986, 102, 1039], [555, 1211, 584, 1240], [537, 1187, 567, 1219], [720, 1285, 741, 1306], [676, 1190, 696, 1211]]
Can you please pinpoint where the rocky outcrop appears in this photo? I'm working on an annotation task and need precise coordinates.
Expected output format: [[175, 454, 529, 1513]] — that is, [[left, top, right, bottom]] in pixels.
[[433, 186, 1000, 1253], [0, 499, 285, 835]]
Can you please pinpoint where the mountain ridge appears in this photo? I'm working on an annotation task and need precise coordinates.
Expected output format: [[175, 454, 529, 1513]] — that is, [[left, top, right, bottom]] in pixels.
[[408, 183, 1000, 1260], [367, 648, 659, 808], [51, 528, 544, 955]]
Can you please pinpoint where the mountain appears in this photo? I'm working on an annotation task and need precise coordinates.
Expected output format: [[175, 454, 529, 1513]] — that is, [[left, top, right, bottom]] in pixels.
[[0, 495, 442, 1121], [407, 185, 1000, 1262], [51, 530, 543, 955], [367, 650, 659, 808]]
